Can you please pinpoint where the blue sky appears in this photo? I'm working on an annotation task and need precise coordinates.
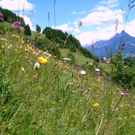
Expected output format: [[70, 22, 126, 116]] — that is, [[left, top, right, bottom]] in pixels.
[[0, 0, 135, 46]]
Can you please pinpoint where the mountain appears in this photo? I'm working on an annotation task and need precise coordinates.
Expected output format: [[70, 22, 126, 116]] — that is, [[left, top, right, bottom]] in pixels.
[[85, 30, 135, 58]]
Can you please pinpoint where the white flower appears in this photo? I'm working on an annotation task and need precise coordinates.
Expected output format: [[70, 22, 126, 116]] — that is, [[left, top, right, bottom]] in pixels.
[[95, 68, 100, 72], [43, 52, 52, 57], [34, 62, 40, 70], [90, 63, 93, 65], [80, 70, 86, 75], [62, 58, 71, 61]]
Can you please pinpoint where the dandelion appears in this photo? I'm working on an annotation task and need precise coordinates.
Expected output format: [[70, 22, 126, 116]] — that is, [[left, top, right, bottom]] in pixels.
[[34, 62, 40, 70], [75, 114, 77, 117], [93, 103, 99, 107], [38, 57, 48, 64]]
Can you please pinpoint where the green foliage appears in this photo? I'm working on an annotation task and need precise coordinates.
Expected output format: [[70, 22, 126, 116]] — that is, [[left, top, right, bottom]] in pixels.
[[67, 52, 76, 64], [42, 27, 94, 60], [24, 24, 31, 36], [0, 7, 25, 26], [124, 57, 135, 67], [36, 24, 41, 33]]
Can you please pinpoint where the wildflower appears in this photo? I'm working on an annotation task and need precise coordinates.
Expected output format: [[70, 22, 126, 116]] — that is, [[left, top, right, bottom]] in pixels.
[[119, 118, 122, 120], [21, 37, 25, 40], [34, 62, 40, 70], [93, 103, 99, 107], [25, 74, 28, 77], [97, 94, 99, 98], [21, 67, 25, 71], [95, 68, 100, 72], [38, 57, 48, 64], [77, 85, 80, 88], [75, 114, 77, 117], [96, 72, 100, 75], [90, 63, 93, 65], [78, 74, 82, 78], [0, 12, 4, 20], [80, 70, 86, 75], [81, 89, 84, 93], [62, 58, 71, 61], [13, 21, 21, 29]]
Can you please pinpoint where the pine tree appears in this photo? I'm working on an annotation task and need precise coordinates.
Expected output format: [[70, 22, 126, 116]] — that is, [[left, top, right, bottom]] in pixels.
[[24, 24, 31, 36], [36, 24, 41, 33]]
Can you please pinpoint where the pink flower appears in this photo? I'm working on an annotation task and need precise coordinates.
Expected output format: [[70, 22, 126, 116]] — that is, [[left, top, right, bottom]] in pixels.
[[96, 72, 100, 75], [13, 21, 21, 29], [0, 12, 4, 20]]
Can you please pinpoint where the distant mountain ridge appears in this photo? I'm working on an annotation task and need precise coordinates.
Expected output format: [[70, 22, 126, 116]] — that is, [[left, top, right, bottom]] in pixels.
[[85, 30, 135, 58]]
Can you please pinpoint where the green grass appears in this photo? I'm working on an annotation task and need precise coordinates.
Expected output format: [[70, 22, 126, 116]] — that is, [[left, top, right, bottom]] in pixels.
[[60, 48, 92, 65], [0, 23, 135, 135]]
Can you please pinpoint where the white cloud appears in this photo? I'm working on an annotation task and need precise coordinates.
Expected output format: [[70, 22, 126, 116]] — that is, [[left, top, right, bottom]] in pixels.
[[20, 15, 35, 31], [71, 10, 87, 15], [100, 0, 119, 8], [71, 11, 77, 15], [0, 0, 35, 11], [75, 17, 135, 46], [75, 30, 114, 46], [52, 23, 80, 33], [74, 8, 123, 27]]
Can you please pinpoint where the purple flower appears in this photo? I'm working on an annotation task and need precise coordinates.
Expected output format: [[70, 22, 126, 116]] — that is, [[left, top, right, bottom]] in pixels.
[[0, 12, 4, 20], [78, 74, 82, 78], [5, 50, 8, 52], [21, 37, 25, 40], [19, 55, 22, 58], [126, 88, 129, 93], [79, 65, 81, 67], [81, 89, 84, 93], [13, 21, 21, 29], [96, 72, 100, 75], [89, 73, 92, 75], [77, 85, 80, 88], [97, 95, 99, 98]]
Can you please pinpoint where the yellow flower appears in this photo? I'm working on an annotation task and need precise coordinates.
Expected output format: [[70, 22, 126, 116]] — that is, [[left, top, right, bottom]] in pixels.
[[18, 36, 20, 39], [117, 88, 119, 90], [75, 114, 77, 117], [119, 118, 122, 120], [123, 117, 127, 120], [93, 103, 99, 107], [25, 74, 28, 77], [38, 57, 48, 64], [21, 67, 25, 71]]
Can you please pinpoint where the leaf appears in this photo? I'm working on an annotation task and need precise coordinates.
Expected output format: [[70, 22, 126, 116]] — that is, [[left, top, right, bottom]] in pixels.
[[82, 113, 87, 122]]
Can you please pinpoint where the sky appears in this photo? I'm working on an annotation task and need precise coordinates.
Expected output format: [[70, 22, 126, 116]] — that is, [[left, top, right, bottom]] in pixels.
[[0, 0, 135, 46]]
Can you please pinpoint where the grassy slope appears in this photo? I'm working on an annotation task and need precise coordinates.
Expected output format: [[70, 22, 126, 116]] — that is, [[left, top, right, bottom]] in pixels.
[[60, 48, 92, 65], [0, 21, 135, 134]]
